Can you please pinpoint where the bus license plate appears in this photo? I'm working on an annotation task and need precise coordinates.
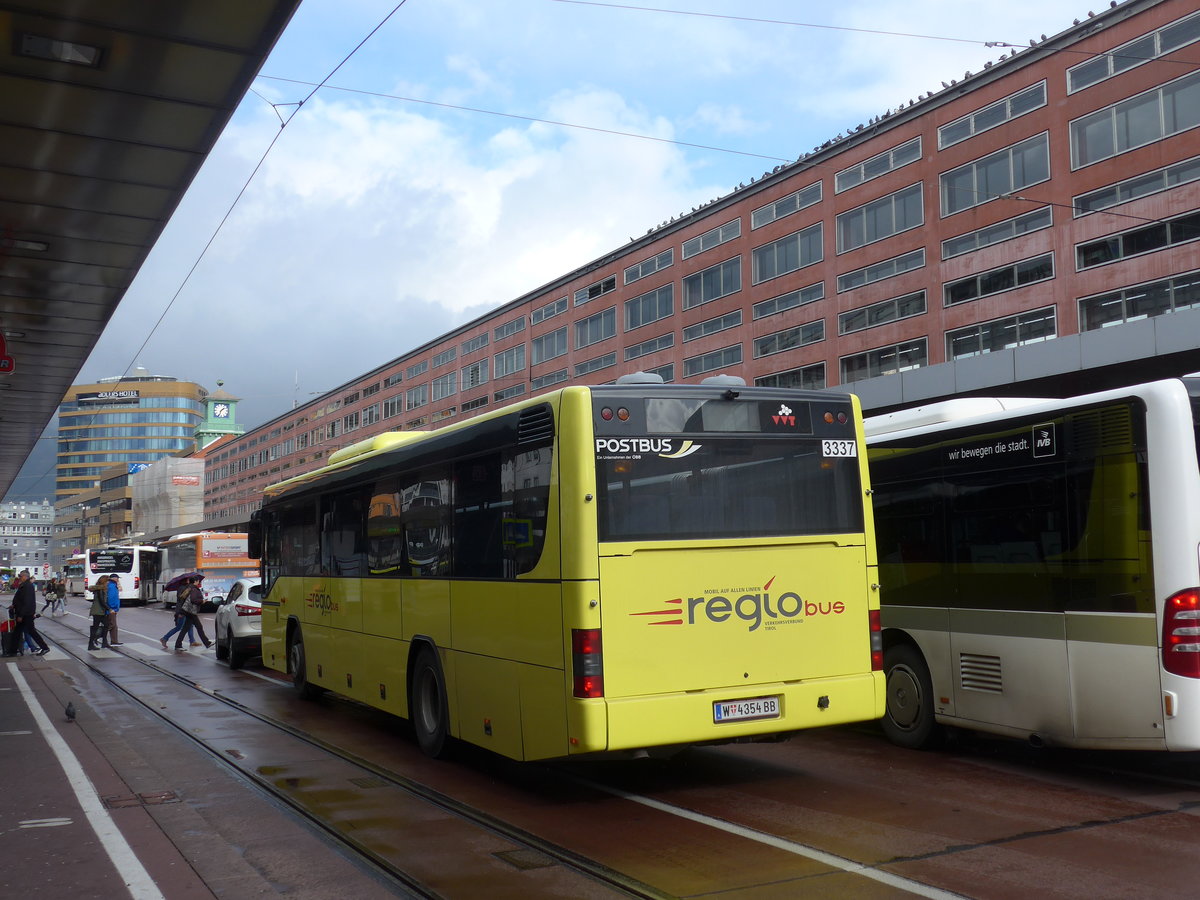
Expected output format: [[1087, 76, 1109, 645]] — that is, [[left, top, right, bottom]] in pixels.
[[713, 696, 780, 723]]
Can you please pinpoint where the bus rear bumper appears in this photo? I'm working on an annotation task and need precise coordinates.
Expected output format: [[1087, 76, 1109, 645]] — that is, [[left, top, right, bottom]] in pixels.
[[570, 671, 885, 755]]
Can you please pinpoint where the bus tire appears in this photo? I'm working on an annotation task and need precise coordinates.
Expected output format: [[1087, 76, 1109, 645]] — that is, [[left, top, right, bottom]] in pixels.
[[411, 646, 449, 758], [882, 643, 942, 750], [289, 630, 324, 700]]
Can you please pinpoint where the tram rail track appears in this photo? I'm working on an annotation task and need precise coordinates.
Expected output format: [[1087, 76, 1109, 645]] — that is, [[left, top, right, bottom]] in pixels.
[[42, 615, 667, 900]]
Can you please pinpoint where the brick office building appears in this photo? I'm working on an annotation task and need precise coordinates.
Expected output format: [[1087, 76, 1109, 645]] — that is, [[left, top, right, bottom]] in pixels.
[[203, 0, 1200, 523]]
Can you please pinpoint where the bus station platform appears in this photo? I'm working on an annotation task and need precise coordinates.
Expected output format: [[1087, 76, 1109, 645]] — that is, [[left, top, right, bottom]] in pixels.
[[0, 615, 402, 899]]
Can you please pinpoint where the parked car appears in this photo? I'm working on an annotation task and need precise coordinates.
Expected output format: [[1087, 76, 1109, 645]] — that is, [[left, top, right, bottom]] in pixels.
[[212, 577, 262, 669]]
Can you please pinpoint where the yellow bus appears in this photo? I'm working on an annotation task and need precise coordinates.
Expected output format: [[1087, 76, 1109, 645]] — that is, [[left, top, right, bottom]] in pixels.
[[250, 375, 884, 760]]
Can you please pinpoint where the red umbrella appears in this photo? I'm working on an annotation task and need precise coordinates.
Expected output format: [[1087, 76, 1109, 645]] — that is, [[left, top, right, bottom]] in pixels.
[[163, 571, 204, 592]]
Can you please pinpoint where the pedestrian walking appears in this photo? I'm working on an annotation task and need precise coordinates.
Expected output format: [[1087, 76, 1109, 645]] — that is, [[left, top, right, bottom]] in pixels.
[[105, 574, 122, 645], [173, 577, 211, 651], [88, 576, 111, 650], [40, 578, 65, 616], [5, 570, 49, 656], [160, 606, 197, 649]]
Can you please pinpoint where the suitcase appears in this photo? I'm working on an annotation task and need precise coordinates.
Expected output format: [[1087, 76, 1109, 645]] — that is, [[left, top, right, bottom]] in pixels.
[[1, 618, 19, 656]]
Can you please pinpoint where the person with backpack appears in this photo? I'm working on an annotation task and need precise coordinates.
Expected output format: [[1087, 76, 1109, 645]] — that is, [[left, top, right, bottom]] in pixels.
[[173, 577, 212, 652]]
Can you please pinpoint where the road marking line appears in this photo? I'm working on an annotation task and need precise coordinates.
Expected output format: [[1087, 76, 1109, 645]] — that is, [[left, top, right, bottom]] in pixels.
[[9, 663, 164, 900], [587, 780, 967, 900]]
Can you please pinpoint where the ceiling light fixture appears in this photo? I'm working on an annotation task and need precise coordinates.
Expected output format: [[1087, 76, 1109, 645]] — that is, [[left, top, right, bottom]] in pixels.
[[18, 34, 103, 67]]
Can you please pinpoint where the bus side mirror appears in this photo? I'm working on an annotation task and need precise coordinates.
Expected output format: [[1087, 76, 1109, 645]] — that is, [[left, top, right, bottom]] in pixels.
[[248, 517, 262, 560]]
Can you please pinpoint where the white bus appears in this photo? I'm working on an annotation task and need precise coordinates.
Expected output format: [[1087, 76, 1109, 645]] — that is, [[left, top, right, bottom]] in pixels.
[[87, 546, 161, 606], [65, 554, 87, 596], [866, 377, 1200, 751]]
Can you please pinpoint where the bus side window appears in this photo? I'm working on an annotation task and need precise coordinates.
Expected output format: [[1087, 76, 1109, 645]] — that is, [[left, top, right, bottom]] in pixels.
[[454, 454, 504, 578]]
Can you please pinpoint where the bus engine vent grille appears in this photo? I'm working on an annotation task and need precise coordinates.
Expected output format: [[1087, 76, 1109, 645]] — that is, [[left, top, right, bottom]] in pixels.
[[517, 405, 554, 446], [959, 653, 1003, 693]]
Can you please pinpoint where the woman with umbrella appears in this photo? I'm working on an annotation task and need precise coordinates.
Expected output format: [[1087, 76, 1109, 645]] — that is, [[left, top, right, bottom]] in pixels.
[[170, 574, 212, 651]]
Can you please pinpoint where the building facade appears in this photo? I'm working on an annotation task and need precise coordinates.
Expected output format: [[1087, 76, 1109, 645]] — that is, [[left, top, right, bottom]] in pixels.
[[56, 370, 207, 501], [0, 498, 54, 573], [204, 0, 1200, 523]]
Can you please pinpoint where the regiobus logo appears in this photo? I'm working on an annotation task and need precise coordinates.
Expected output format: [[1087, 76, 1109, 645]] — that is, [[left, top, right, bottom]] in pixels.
[[630, 575, 846, 632]]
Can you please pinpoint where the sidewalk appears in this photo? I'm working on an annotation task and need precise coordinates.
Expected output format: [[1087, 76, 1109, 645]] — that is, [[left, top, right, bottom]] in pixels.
[[0, 626, 406, 899]]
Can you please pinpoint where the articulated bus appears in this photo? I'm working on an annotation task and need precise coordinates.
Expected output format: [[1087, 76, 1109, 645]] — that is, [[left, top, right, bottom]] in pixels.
[[157, 533, 257, 610], [87, 545, 160, 605], [65, 554, 87, 596], [866, 377, 1200, 751], [250, 376, 885, 761]]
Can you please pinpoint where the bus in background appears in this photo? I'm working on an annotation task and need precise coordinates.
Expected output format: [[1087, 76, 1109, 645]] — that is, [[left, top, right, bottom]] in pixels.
[[87, 546, 160, 605], [65, 554, 87, 596], [250, 375, 884, 761], [866, 377, 1200, 752], [157, 532, 257, 610]]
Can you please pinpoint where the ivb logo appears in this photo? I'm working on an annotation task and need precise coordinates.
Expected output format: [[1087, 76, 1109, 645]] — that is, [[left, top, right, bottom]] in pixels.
[[1032, 422, 1056, 458], [772, 404, 796, 427]]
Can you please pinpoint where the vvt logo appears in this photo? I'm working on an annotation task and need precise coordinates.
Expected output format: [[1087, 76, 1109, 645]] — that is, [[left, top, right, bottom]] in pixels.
[[1032, 422, 1056, 458], [631, 576, 846, 632]]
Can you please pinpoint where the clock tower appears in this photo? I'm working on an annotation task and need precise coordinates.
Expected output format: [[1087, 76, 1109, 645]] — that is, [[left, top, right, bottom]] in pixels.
[[195, 382, 244, 449]]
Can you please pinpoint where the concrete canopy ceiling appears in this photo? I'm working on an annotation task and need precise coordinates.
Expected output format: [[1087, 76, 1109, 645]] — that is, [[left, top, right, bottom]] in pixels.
[[0, 0, 301, 497]]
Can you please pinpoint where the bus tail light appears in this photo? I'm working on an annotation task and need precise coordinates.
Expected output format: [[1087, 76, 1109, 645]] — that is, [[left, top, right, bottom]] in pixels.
[[1162, 589, 1200, 678], [133, 576, 140, 590], [572, 628, 604, 698], [869, 609, 882, 671], [234, 603, 262, 618]]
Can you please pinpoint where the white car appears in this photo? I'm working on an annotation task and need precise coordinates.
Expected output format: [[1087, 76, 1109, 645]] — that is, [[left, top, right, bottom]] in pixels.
[[212, 577, 262, 669]]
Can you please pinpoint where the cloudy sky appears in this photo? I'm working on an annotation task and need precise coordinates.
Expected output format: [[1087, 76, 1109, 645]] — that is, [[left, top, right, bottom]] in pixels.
[[9, 0, 1098, 498]]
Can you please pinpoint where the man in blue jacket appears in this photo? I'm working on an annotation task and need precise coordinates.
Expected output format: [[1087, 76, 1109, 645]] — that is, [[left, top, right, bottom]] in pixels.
[[6, 570, 49, 656], [105, 574, 122, 646]]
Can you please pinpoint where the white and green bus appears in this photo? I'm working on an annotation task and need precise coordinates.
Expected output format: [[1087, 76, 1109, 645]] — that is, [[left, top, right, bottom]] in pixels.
[[867, 377, 1200, 751]]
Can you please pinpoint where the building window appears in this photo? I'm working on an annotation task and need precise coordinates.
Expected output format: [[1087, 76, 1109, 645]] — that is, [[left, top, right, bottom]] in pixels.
[[683, 310, 741, 343], [942, 207, 1053, 259], [624, 248, 674, 284], [944, 253, 1054, 306], [840, 339, 927, 384], [462, 333, 489, 355], [494, 384, 526, 403], [625, 283, 674, 331], [752, 282, 824, 319], [683, 257, 741, 309], [384, 372, 403, 387], [835, 138, 922, 193], [753, 320, 825, 358], [494, 345, 526, 378], [432, 347, 456, 368], [574, 276, 615, 306], [682, 219, 741, 259], [625, 333, 674, 361], [531, 369, 568, 390], [406, 384, 428, 410], [1068, 11, 1200, 93], [406, 360, 428, 379], [837, 248, 925, 293], [575, 307, 616, 350], [1070, 71, 1200, 169], [574, 353, 616, 377], [938, 82, 1046, 149], [946, 306, 1056, 359], [941, 133, 1049, 215], [342, 411, 360, 433], [493, 316, 525, 341], [531, 327, 568, 365], [1079, 270, 1200, 330], [683, 344, 742, 378], [752, 223, 823, 284], [462, 359, 488, 389], [839, 291, 926, 335], [756, 362, 826, 390], [1077, 210, 1200, 270], [750, 182, 822, 228], [432, 371, 456, 402], [837, 183, 923, 252], [462, 396, 488, 412], [531, 296, 567, 324], [645, 363, 674, 383], [1074, 156, 1200, 217]]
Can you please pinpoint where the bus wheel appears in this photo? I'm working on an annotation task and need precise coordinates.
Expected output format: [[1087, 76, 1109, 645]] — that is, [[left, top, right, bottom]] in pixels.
[[289, 631, 323, 700], [411, 646, 449, 758], [882, 643, 941, 750]]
